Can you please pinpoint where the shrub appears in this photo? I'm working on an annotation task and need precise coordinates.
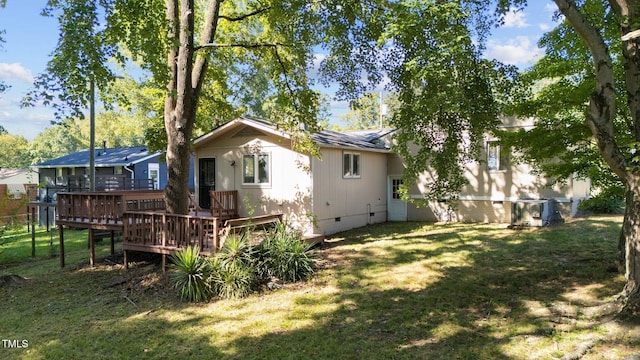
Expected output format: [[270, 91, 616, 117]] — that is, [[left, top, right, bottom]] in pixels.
[[257, 222, 316, 283], [210, 232, 258, 298], [579, 194, 624, 214], [169, 245, 213, 302]]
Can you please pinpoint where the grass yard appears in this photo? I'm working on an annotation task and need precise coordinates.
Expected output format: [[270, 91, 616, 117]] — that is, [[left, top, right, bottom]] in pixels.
[[0, 226, 110, 265], [1, 215, 639, 359]]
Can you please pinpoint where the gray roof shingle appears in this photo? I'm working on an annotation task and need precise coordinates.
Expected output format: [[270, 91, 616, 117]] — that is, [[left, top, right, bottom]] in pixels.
[[196, 117, 393, 152]]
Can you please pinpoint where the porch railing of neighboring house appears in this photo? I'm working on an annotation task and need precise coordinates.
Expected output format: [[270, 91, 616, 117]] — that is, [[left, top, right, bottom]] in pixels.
[[210, 190, 239, 220], [56, 190, 166, 227], [66, 175, 154, 192], [122, 212, 221, 257]]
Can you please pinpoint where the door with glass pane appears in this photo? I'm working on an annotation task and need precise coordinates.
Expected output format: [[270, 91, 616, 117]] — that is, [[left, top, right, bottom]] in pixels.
[[388, 176, 407, 221], [199, 158, 215, 209]]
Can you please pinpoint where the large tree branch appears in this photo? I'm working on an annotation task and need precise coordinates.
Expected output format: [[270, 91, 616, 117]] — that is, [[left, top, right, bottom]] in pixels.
[[610, 1, 640, 142], [218, 6, 271, 22], [175, 0, 195, 127], [194, 42, 290, 51], [164, 0, 178, 121], [554, 0, 629, 180], [192, 0, 223, 105]]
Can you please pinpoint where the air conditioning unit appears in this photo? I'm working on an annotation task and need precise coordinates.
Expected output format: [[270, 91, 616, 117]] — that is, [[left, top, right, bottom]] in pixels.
[[511, 199, 558, 227]]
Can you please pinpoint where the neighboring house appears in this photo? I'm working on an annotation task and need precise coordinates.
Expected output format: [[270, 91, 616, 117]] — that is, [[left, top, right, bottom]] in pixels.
[[34, 146, 172, 194], [33, 145, 194, 227], [193, 117, 590, 237], [0, 168, 37, 225]]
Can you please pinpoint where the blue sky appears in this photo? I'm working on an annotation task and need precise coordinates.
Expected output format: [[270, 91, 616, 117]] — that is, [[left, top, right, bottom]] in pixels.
[[0, 1, 558, 141]]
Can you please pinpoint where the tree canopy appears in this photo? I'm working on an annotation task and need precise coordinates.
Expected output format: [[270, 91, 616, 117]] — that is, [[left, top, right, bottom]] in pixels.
[[338, 92, 400, 130], [500, 0, 624, 196]]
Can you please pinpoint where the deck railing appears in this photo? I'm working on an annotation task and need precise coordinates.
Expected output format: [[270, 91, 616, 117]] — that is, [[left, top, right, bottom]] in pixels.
[[56, 190, 166, 226], [210, 190, 238, 220], [122, 212, 220, 254]]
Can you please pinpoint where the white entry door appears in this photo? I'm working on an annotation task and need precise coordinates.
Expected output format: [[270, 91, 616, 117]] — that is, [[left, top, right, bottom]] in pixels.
[[388, 176, 407, 221], [148, 163, 160, 189]]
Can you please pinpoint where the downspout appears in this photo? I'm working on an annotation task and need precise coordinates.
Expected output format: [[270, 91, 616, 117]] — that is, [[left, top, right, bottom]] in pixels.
[[124, 164, 135, 189]]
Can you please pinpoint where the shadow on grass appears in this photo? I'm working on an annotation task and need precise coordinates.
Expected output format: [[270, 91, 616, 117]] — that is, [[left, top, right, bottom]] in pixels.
[[221, 217, 629, 359], [1, 216, 634, 359]]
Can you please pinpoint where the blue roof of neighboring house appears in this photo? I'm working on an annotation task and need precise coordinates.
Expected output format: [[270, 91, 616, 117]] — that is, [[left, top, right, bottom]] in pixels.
[[194, 117, 394, 152], [34, 146, 161, 168]]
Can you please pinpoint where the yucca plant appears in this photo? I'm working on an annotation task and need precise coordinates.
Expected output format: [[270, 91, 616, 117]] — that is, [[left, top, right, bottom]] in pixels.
[[210, 232, 258, 298], [257, 222, 316, 283], [169, 245, 213, 302]]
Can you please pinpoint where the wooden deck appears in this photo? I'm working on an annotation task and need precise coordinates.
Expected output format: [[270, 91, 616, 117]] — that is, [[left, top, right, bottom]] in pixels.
[[55, 190, 239, 269], [122, 211, 221, 270], [56, 190, 166, 229], [210, 190, 239, 220]]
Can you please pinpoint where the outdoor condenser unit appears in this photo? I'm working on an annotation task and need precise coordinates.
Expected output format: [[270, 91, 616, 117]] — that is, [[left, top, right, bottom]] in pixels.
[[511, 199, 558, 227]]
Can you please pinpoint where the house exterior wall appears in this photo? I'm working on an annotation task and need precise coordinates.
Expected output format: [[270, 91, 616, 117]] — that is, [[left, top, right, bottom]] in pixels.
[[311, 148, 387, 235], [0, 170, 37, 225], [0, 184, 33, 225], [195, 129, 315, 235], [132, 159, 170, 190], [392, 117, 591, 224], [194, 125, 389, 236]]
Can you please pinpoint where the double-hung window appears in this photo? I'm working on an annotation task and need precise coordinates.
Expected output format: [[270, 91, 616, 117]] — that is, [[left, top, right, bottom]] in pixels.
[[487, 141, 509, 171], [343, 152, 361, 178], [243, 153, 270, 185]]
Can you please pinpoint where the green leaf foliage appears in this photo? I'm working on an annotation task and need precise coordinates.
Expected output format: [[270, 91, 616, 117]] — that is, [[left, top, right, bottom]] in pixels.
[[209, 255, 256, 299], [503, 0, 624, 192], [210, 232, 258, 299], [28, 120, 86, 165], [0, 133, 30, 168], [256, 222, 316, 283], [169, 245, 214, 302]]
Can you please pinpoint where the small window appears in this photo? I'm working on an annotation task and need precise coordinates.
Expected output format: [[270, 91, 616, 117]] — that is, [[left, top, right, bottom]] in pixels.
[[392, 178, 403, 199], [343, 152, 361, 178], [243, 154, 270, 185], [487, 141, 509, 171]]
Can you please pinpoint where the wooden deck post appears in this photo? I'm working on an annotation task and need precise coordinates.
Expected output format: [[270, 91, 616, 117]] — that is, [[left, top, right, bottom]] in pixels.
[[31, 207, 36, 258], [110, 230, 115, 261], [124, 250, 128, 269], [89, 228, 95, 267], [59, 224, 65, 268]]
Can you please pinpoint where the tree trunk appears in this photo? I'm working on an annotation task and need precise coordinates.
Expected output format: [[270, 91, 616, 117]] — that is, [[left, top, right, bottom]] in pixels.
[[618, 189, 634, 272], [621, 177, 640, 313], [164, 0, 196, 215], [162, 0, 222, 215], [554, 0, 640, 313]]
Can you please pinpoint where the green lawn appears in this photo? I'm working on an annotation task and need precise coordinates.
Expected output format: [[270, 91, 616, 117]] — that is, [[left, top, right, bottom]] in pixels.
[[1, 216, 638, 359]]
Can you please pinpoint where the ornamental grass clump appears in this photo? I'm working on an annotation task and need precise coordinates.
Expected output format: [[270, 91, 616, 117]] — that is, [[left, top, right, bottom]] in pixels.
[[169, 245, 213, 302], [210, 232, 258, 299], [256, 222, 316, 283], [170, 225, 317, 301]]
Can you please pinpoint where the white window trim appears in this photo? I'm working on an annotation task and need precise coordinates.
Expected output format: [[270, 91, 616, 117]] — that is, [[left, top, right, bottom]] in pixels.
[[343, 152, 361, 179], [487, 141, 508, 172], [242, 153, 271, 186], [148, 163, 160, 189]]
